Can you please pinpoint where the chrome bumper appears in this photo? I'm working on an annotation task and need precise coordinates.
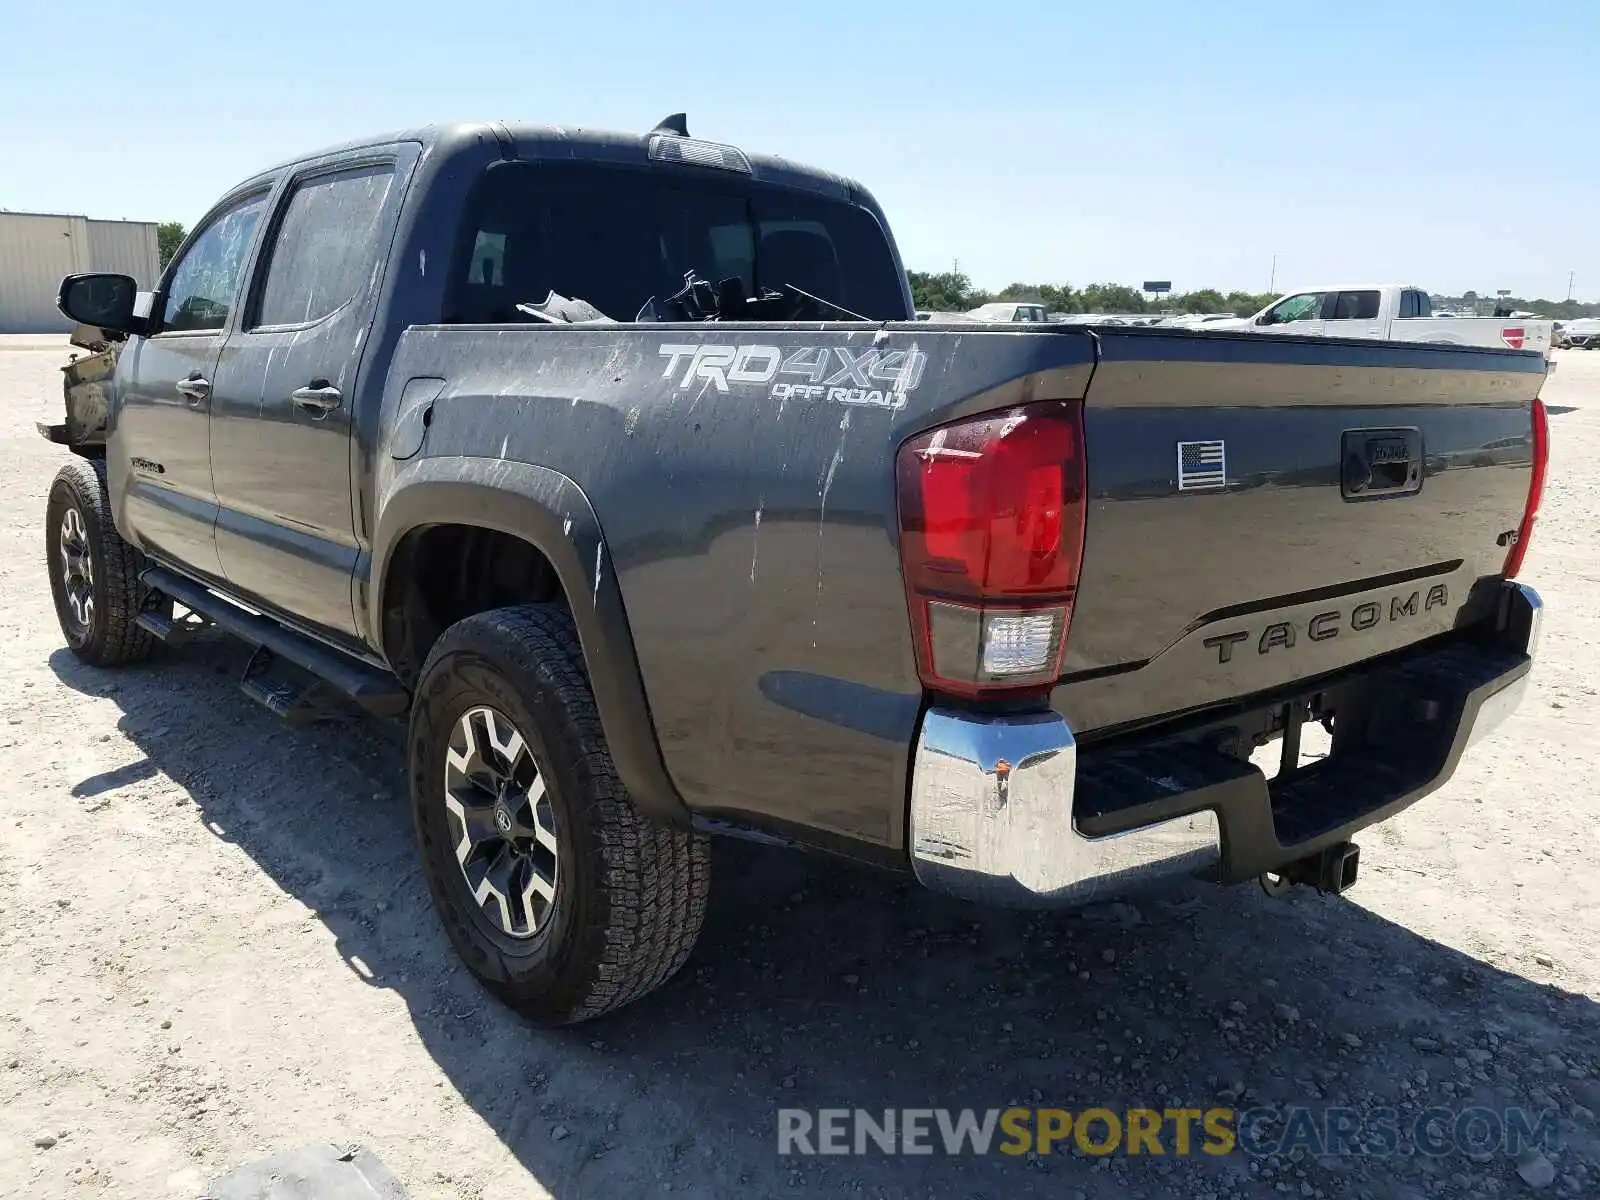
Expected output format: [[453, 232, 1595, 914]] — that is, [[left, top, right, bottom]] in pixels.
[[908, 582, 1542, 908]]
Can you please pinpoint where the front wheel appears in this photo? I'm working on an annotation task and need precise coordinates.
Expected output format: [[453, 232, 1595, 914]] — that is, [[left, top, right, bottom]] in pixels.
[[408, 604, 710, 1024], [45, 457, 159, 666]]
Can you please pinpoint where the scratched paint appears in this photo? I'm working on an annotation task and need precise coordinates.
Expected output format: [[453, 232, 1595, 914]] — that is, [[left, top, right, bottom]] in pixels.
[[750, 503, 763, 585], [375, 316, 1114, 845], [811, 409, 851, 646]]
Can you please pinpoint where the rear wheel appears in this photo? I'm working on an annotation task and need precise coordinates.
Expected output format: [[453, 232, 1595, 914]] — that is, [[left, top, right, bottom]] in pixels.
[[408, 603, 710, 1024], [45, 457, 159, 666]]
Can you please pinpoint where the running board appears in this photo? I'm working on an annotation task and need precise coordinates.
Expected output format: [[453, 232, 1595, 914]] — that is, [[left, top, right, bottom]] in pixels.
[[134, 605, 213, 647], [240, 645, 321, 727], [140, 566, 410, 718]]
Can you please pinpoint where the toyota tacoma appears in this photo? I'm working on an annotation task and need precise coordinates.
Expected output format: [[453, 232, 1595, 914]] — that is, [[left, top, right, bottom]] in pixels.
[[40, 116, 1548, 1024]]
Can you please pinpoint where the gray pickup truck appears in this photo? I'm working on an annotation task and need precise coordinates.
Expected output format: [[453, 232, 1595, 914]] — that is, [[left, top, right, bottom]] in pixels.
[[42, 116, 1547, 1024]]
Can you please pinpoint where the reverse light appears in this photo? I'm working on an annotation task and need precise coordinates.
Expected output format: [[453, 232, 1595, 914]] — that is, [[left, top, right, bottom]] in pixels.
[[1502, 396, 1548, 580], [896, 402, 1087, 698]]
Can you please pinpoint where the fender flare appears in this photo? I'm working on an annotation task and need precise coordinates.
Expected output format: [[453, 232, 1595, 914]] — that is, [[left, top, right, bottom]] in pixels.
[[368, 456, 689, 828]]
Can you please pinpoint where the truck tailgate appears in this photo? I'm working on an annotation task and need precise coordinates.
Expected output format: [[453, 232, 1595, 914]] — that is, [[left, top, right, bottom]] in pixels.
[[1057, 330, 1545, 736]]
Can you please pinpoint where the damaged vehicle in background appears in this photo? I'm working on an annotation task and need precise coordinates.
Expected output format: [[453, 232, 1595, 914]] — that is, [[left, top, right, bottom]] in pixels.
[[38, 115, 1548, 1024]]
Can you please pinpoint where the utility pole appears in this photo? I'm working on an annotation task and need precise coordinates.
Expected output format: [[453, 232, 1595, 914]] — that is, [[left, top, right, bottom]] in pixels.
[[1269, 254, 1277, 293], [1568, 270, 1576, 302]]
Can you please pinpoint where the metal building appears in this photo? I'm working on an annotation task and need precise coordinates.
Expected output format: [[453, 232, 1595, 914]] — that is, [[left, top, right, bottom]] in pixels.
[[0, 212, 161, 333]]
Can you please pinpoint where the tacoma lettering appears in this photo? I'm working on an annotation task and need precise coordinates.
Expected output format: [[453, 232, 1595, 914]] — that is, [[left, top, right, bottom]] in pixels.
[[1204, 585, 1451, 664]]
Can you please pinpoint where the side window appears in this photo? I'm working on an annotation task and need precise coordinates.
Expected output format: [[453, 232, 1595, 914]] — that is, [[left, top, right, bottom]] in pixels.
[[1399, 291, 1418, 319], [255, 164, 396, 328], [1331, 290, 1380, 320], [1415, 291, 1432, 318], [160, 194, 268, 332], [1265, 292, 1324, 324]]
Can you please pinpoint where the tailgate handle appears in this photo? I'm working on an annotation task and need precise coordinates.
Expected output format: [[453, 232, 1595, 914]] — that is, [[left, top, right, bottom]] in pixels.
[[1341, 429, 1423, 500]]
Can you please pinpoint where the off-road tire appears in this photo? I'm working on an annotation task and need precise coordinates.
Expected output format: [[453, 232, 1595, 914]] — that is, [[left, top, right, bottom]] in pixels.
[[409, 603, 710, 1024], [45, 456, 158, 666]]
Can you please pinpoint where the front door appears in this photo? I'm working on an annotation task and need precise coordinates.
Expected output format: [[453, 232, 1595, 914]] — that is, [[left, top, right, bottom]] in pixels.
[[208, 155, 409, 640], [1254, 290, 1328, 337], [113, 192, 269, 578]]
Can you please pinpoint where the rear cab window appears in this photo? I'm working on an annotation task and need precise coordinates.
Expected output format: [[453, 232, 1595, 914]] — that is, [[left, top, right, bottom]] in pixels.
[[444, 162, 906, 324]]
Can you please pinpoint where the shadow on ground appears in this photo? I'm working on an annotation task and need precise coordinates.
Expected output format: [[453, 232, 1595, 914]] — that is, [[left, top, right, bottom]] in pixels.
[[51, 643, 1600, 1199]]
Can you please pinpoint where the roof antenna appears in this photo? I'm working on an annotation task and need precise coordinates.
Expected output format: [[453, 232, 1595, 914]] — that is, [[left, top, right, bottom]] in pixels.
[[651, 113, 689, 137]]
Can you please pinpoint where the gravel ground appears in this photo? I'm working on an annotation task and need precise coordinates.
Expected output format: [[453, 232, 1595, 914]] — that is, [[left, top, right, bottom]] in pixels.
[[1, 336, 1597, 1199]]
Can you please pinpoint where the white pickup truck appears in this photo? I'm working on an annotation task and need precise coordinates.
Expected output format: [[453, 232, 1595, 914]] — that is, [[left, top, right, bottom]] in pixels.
[[1209, 284, 1553, 355]]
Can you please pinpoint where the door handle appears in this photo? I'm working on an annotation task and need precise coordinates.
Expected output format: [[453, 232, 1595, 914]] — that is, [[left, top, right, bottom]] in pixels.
[[290, 382, 343, 415], [175, 374, 210, 404]]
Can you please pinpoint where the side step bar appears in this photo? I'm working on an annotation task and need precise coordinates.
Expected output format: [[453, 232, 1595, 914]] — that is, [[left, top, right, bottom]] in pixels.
[[134, 605, 213, 647], [140, 566, 410, 718]]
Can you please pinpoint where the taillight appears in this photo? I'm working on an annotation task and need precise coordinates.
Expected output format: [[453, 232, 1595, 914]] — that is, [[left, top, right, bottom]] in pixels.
[[1502, 396, 1548, 580], [895, 401, 1087, 698]]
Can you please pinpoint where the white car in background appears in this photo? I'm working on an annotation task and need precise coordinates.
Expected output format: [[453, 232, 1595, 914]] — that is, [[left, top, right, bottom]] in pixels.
[[966, 301, 1050, 323], [1167, 313, 1242, 329], [1204, 284, 1553, 356], [1559, 318, 1600, 348]]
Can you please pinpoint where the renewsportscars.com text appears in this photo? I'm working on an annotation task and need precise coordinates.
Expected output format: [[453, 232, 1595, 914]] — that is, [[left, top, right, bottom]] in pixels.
[[777, 1106, 1560, 1159]]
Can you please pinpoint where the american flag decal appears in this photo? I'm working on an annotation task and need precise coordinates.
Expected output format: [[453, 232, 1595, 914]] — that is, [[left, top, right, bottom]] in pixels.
[[1177, 440, 1227, 491]]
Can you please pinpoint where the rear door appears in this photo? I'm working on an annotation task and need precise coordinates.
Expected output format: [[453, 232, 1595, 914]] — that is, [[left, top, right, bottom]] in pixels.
[[207, 148, 414, 639], [114, 191, 269, 578], [1322, 288, 1384, 338]]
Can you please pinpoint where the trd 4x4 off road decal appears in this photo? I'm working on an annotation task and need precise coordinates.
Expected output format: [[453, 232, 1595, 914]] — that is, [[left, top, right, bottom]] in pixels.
[[658, 343, 927, 410]]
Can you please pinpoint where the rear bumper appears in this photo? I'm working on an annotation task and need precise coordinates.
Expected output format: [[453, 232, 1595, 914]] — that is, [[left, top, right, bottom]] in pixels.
[[908, 581, 1542, 907]]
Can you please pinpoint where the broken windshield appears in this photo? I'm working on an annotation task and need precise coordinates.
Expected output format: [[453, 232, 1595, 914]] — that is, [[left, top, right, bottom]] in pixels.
[[444, 161, 907, 324]]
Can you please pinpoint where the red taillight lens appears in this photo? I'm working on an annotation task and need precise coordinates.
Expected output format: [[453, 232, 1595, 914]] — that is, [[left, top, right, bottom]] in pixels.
[[1503, 396, 1548, 580], [896, 401, 1087, 697]]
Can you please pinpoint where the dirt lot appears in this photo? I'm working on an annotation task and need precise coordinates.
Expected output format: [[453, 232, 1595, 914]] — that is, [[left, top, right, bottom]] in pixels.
[[1, 337, 1597, 1200]]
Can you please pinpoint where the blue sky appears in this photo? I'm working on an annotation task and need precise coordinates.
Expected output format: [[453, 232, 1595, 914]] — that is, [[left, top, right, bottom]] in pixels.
[[3, 0, 1594, 300]]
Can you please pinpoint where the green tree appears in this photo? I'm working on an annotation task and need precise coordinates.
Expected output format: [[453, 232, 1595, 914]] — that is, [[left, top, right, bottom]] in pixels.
[[907, 269, 990, 313], [1079, 283, 1147, 314], [1175, 288, 1227, 314], [157, 221, 187, 270], [996, 282, 1082, 313], [1224, 290, 1276, 316]]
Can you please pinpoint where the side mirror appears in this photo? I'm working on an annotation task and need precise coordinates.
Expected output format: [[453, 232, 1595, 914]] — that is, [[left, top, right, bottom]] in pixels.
[[57, 273, 143, 337], [1255, 313, 1274, 326]]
